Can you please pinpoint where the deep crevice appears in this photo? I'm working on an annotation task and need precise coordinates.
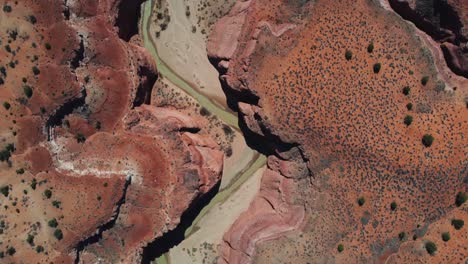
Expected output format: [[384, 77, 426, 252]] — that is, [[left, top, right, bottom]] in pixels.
[[74, 177, 132, 264], [115, 0, 146, 42], [179, 127, 201, 134], [140, 180, 221, 263], [46, 89, 87, 141], [133, 66, 157, 107], [71, 35, 85, 69]]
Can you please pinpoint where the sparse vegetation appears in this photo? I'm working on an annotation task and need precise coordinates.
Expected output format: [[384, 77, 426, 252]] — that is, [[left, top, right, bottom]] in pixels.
[[52, 200, 61, 208], [76, 133, 86, 143], [31, 179, 37, 190], [398, 232, 406, 241], [422, 134, 434, 147], [32, 66, 40, 75], [35, 245, 44, 253], [0, 186, 9, 197], [3, 4, 12, 13], [406, 103, 413, 110], [3, 102, 10, 110], [6, 246, 15, 256], [425, 241, 437, 255], [45, 43, 52, 50], [390, 201, 397, 211], [44, 189, 52, 199], [24, 85, 33, 98], [26, 234, 35, 245], [48, 218, 58, 228], [367, 43, 374, 53], [402, 86, 410, 95]]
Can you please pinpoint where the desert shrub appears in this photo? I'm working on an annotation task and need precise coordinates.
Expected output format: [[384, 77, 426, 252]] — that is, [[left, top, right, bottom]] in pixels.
[[3, 4, 12, 13], [357, 197, 365, 206], [28, 15, 37, 24], [24, 85, 33, 98], [6, 247, 15, 256], [406, 103, 413, 110], [48, 218, 58, 228], [367, 43, 374, 53], [3, 102, 10, 110], [95, 121, 101, 130], [441, 232, 450, 242], [451, 219, 464, 230], [455, 192, 467, 207], [26, 234, 35, 245], [398, 232, 406, 241], [35, 245, 44, 253], [421, 76, 429, 86], [16, 168, 24, 174], [32, 66, 40, 75], [31, 179, 37, 190], [402, 86, 410, 95], [345, 50, 352, 61], [0, 77, 3, 85], [422, 134, 434, 147], [337, 244, 344, 252], [404, 115, 413, 126], [390, 201, 397, 211], [53, 229, 63, 240], [373, 63, 381, 73], [0, 186, 9, 197], [44, 189, 52, 199], [425, 241, 437, 255], [45, 43, 51, 50], [76, 133, 86, 143], [52, 200, 61, 208]]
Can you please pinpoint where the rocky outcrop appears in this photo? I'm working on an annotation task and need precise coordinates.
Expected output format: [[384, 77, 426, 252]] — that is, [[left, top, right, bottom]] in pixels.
[[388, 0, 468, 77], [0, 0, 222, 263]]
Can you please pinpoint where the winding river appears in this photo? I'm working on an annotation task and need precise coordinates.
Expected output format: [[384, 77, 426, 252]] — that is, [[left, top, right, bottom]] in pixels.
[[141, 0, 266, 263]]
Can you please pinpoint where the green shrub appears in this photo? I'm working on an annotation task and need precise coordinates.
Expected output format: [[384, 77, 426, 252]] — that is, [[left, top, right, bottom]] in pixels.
[[406, 103, 413, 110], [337, 244, 344, 252], [45, 43, 52, 50], [52, 200, 61, 208], [24, 85, 33, 98], [28, 15, 37, 24], [367, 43, 374, 53], [53, 229, 63, 240], [32, 66, 40, 75], [31, 179, 37, 190], [26, 234, 35, 245], [421, 76, 429, 86], [357, 197, 365, 206], [6, 246, 15, 256], [441, 232, 450, 242], [425, 241, 437, 255], [422, 134, 434, 147], [455, 192, 467, 207], [44, 189, 52, 199], [390, 201, 397, 211], [0, 186, 9, 197], [35, 245, 44, 253], [3, 102, 10, 110], [398, 232, 406, 241], [404, 115, 413, 126], [76, 133, 86, 143], [402, 86, 410, 95], [16, 168, 24, 174], [48, 218, 58, 228], [345, 50, 352, 61], [373, 63, 381, 73], [3, 4, 12, 13], [451, 219, 464, 230]]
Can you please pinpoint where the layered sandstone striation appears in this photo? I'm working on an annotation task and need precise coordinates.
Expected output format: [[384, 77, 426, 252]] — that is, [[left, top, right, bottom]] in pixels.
[[0, 0, 222, 263], [208, 0, 467, 262]]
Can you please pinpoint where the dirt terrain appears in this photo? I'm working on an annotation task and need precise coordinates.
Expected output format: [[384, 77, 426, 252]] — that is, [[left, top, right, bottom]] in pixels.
[[0, 0, 223, 262], [208, 0, 467, 263]]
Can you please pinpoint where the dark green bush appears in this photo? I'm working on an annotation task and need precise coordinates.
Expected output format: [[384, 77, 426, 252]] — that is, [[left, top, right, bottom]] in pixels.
[[406, 103, 413, 110], [402, 86, 410, 95], [398, 232, 406, 241], [35, 245, 44, 253], [367, 43, 374, 53], [337, 244, 344, 252], [422, 134, 434, 147], [24, 85, 33, 98], [425, 241, 437, 255], [3, 102, 10, 110], [76, 133, 86, 143], [53, 229, 63, 240], [44, 189, 52, 199], [3, 4, 12, 13], [404, 115, 413, 126], [16, 168, 24, 174], [357, 197, 365, 206], [0, 186, 9, 197], [390, 201, 397, 211], [45, 43, 51, 50], [421, 76, 429, 86], [26, 234, 35, 245], [32, 66, 40, 75], [455, 192, 467, 207], [52, 200, 61, 208], [451, 219, 464, 230], [28, 15, 37, 24], [373, 63, 381, 73], [345, 50, 352, 61], [31, 179, 37, 190], [48, 218, 58, 228], [441, 232, 450, 242], [6, 246, 15, 256]]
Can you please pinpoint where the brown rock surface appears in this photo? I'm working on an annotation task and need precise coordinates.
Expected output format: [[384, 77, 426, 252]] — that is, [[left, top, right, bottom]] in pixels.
[[0, 0, 222, 263], [209, 0, 467, 262]]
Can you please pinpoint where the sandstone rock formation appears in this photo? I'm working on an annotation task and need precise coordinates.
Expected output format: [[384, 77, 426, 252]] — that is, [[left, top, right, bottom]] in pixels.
[[0, 0, 222, 262], [208, 0, 467, 262]]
